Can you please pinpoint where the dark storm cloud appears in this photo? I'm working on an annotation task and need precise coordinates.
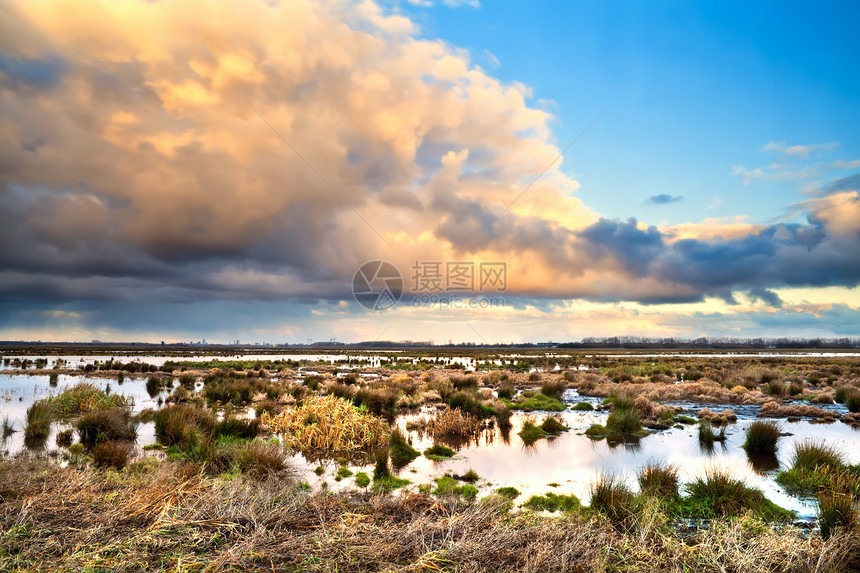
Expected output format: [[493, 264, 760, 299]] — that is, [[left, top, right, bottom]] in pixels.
[[823, 172, 860, 194], [0, 0, 858, 345], [577, 218, 665, 276], [0, 53, 65, 89], [747, 287, 783, 308], [645, 194, 682, 205]]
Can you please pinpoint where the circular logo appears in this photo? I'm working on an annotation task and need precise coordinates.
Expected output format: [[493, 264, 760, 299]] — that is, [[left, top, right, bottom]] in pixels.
[[352, 260, 403, 311]]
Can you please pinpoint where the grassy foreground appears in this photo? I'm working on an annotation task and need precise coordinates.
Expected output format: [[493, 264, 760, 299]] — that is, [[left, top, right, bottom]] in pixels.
[[0, 458, 858, 573]]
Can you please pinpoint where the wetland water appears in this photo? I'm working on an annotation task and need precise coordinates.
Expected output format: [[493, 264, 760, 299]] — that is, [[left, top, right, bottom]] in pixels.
[[2, 352, 859, 521]]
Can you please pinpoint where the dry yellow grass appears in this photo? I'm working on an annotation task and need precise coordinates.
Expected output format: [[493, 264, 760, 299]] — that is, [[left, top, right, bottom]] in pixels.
[[1, 457, 857, 573], [262, 395, 389, 451], [413, 407, 485, 439]]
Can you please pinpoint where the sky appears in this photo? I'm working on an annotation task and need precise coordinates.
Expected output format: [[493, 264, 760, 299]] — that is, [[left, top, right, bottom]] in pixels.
[[0, 0, 858, 344]]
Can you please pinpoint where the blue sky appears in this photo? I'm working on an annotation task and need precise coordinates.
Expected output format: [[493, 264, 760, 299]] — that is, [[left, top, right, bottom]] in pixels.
[[401, 0, 860, 225], [0, 0, 857, 344]]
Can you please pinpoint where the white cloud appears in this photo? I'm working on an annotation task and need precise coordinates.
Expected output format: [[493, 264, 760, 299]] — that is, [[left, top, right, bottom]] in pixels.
[[761, 140, 840, 160]]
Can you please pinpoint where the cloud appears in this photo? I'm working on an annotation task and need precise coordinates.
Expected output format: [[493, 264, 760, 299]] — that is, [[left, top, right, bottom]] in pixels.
[[646, 194, 682, 206], [731, 165, 764, 185], [746, 287, 783, 308], [407, 0, 480, 7], [830, 159, 860, 170], [0, 0, 858, 340], [823, 172, 860, 194], [761, 141, 840, 160]]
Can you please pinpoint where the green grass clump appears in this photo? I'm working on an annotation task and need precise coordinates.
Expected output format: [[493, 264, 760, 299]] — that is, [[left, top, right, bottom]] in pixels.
[[76, 407, 137, 445], [335, 467, 353, 481], [424, 443, 456, 460], [539, 417, 569, 434], [203, 378, 259, 406], [231, 441, 288, 477], [371, 474, 410, 494], [214, 417, 260, 440], [540, 379, 567, 400], [571, 401, 594, 411], [314, 465, 325, 476], [514, 393, 565, 412], [675, 415, 697, 425], [2, 416, 15, 438], [637, 462, 679, 500], [789, 439, 846, 471], [354, 472, 370, 488], [683, 468, 793, 522], [817, 473, 859, 540], [497, 381, 515, 400], [776, 440, 849, 496], [24, 401, 52, 441], [522, 492, 580, 513], [459, 484, 479, 501], [432, 476, 478, 500], [389, 429, 420, 467], [606, 407, 642, 435], [45, 383, 131, 417], [589, 474, 634, 527], [518, 421, 548, 444], [55, 428, 74, 448], [459, 468, 480, 483], [584, 424, 608, 437], [154, 404, 216, 450], [844, 390, 860, 413], [742, 420, 781, 454], [496, 486, 521, 500], [698, 420, 726, 444]]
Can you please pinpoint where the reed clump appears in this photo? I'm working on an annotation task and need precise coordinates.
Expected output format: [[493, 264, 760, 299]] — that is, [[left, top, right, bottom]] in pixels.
[[263, 395, 388, 451], [24, 402, 52, 441], [45, 383, 131, 418], [683, 467, 793, 521], [817, 471, 859, 540], [154, 403, 216, 449], [742, 420, 781, 454], [540, 379, 567, 400], [92, 440, 133, 470], [424, 443, 455, 460], [698, 420, 726, 444], [388, 428, 419, 467], [637, 462, 679, 500], [589, 474, 634, 528], [518, 421, 548, 445], [76, 407, 137, 445], [417, 408, 484, 440]]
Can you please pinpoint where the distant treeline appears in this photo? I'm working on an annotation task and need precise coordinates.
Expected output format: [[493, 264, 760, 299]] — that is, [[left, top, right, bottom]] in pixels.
[[556, 337, 860, 349]]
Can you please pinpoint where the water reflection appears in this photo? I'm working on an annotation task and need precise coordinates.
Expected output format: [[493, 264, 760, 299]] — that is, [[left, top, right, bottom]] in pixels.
[[747, 451, 780, 474]]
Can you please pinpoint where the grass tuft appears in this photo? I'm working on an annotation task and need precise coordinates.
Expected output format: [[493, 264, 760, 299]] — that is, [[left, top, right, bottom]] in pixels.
[[589, 474, 634, 528], [742, 420, 781, 454], [523, 492, 580, 513], [424, 443, 455, 460], [76, 407, 136, 445], [389, 429, 420, 467], [539, 417, 569, 434], [24, 401, 52, 441], [92, 440, 132, 470], [683, 467, 793, 521], [518, 421, 548, 445], [698, 420, 726, 444], [496, 486, 521, 500], [637, 462, 679, 500]]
